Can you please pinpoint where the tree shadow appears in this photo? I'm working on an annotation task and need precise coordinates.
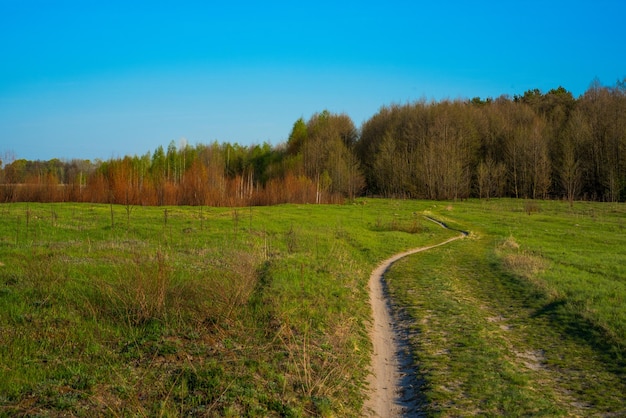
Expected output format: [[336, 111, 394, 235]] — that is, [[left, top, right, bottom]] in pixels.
[[531, 298, 626, 376], [488, 255, 626, 377]]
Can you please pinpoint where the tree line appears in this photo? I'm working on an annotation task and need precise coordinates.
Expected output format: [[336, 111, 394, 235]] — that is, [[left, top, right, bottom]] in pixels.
[[1, 78, 625, 205]]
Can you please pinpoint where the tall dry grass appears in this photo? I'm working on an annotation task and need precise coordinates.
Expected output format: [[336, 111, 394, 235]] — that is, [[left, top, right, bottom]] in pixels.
[[85, 248, 262, 329]]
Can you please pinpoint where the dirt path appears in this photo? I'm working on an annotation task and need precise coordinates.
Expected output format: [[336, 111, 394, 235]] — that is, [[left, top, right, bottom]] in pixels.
[[365, 219, 466, 417]]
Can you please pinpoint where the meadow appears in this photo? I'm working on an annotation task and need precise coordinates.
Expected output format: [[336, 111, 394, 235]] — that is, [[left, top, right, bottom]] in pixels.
[[0, 200, 452, 417], [0, 199, 625, 416], [387, 199, 626, 416]]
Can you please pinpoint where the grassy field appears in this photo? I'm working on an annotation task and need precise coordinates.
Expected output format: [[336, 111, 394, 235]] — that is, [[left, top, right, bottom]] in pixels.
[[386, 199, 626, 416], [1, 199, 625, 417], [0, 200, 454, 417]]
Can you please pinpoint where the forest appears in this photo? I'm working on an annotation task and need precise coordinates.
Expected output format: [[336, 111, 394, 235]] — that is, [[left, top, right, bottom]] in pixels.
[[1, 79, 625, 205]]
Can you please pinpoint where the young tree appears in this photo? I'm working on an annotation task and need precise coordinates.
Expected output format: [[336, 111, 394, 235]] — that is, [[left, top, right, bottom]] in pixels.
[[286, 118, 308, 156], [559, 108, 588, 205], [477, 158, 506, 199], [528, 117, 551, 199], [151, 145, 167, 205], [372, 132, 399, 197]]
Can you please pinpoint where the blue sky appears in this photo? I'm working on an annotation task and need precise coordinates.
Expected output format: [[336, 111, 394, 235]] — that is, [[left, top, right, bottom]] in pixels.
[[1, 0, 625, 161]]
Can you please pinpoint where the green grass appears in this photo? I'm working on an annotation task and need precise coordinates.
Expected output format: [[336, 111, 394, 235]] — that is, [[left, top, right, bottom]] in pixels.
[[0, 200, 451, 416], [2, 199, 625, 416], [385, 199, 626, 416]]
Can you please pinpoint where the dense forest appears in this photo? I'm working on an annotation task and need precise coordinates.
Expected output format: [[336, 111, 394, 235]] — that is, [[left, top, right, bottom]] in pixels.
[[2, 79, 625, 205]]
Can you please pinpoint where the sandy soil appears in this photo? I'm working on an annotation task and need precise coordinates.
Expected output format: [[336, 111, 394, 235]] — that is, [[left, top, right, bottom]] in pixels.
[[364, 223, 465, 417]]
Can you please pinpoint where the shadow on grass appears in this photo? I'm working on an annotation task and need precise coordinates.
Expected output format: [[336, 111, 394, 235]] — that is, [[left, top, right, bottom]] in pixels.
[[530, 298, 626, 375], [246, 260, 281, 336], [487, 254, 626, 377]]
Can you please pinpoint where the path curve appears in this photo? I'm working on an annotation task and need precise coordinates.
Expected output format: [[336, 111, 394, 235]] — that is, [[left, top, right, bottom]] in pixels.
[[365, 218, 467, 417]]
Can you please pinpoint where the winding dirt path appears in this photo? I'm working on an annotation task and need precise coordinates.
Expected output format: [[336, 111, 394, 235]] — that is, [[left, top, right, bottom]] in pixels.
[[365, 218, 466, 417]]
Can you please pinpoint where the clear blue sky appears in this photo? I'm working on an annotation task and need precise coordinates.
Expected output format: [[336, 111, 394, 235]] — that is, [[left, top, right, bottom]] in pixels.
[[1, 0, 625, 162]]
